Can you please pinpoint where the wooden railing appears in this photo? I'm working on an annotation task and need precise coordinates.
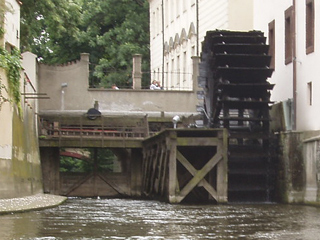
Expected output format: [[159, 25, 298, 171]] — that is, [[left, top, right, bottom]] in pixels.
[[39, 115, 149, 140]]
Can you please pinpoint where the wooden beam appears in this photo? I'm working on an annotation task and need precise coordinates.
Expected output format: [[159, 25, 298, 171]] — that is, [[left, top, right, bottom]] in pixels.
[[62, 173, 93, 196], [176, 151, 218, 201], [216, 130, 228, 202], [98, 174, 128, 196], [176, 137, 220, 146], [176, 149, 222, 203], [168, 132, 178, 203]]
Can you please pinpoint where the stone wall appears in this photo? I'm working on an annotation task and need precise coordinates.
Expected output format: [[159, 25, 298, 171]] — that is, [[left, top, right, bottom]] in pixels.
[[277, 131, 320, 205]]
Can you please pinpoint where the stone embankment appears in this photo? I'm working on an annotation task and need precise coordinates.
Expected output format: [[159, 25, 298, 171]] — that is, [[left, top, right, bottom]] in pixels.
[[0, 194, 67, 215]]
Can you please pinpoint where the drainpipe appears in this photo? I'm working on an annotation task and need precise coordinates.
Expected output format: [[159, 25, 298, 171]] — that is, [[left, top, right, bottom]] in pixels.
[[292, 0, 297, 130], [196, 0, 199, 56], [162, 0, 165, 88]]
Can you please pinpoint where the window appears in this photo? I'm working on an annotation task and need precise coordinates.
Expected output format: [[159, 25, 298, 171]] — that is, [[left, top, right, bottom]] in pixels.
[[152, 11, 156, 38], [308, 81, 312, 105], [268, 20, 275, 70], [183, 51, 187, 83], [165, 0, 169, 27], [285, 6, 293, 65], [176, 0, 180, 18], [177, 55, 180, 88], [306, 0, 314, 54], [183, 0, 187, 12]]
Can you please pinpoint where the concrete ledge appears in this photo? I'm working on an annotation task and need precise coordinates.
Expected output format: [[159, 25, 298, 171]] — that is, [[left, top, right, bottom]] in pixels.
[[0, 194, 67, 215]]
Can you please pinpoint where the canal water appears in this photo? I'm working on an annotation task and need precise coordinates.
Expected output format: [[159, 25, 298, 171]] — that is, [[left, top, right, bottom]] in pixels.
[[1, 198, 320, 240]]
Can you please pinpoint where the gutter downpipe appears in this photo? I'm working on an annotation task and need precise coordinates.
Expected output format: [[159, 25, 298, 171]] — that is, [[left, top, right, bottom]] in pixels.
[[196, 0, 199, 56], [162, 0, 165, 88], [292, 0, 297, 130]]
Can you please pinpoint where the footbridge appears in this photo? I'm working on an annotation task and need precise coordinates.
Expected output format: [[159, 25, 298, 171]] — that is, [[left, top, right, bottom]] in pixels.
[[38, 112, 228, 204]]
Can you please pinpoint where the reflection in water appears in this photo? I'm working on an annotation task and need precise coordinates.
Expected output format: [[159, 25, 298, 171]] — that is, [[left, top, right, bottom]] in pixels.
[[0, 198, 320, 239]]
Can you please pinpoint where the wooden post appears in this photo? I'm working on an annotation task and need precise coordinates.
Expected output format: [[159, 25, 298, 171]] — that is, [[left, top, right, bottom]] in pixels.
[[130, 148, 143, 197], [168, 131, 178, 203], [40, 147, 60, 195], [216, 129, 228, 202]]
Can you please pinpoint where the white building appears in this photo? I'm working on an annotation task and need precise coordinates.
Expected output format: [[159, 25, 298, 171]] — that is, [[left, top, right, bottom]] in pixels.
[[254, 0, 320, 132], [148, 0, 254, 90], [3, 0, 20, 49]]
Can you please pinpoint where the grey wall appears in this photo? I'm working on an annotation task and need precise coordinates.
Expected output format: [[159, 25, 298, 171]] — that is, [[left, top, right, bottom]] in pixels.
[[38, 53, 200, 117]]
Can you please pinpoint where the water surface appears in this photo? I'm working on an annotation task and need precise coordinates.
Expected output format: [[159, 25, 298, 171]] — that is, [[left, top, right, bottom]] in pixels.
[[1, 198, 320, 239]]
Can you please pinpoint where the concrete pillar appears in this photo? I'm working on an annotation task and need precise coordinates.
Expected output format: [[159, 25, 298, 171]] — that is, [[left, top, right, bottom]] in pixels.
[[132, 54, 142, 89], [130, 148, 143, 197], [80, 53, 90, 62], [192, 56, 200, 92], [40, 147, 60, 195]]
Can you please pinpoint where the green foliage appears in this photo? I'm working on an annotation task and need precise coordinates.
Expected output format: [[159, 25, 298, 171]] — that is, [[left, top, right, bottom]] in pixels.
[[60, 156, 92, 173], [0, 75, 10, 110], [20, 0, 82, 63], [20, 0, 150, 88], [0, 0, 5, 38], [0, 48, 22, 114], [60, 148, 115, 173], [81, 0, 150, 88]]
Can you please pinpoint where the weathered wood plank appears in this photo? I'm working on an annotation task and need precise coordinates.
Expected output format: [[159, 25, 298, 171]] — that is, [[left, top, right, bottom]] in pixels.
[[62, 173, 93, 195], [176, 151, 218, 201], [160, 149, 169, 196], [155, 142, 165, 194], [216, 130, 228, 202], [176, 137, 220, 146], [168, 132, 178, 203], [149, 145, 160, 194], [176, 149, 222, 202]]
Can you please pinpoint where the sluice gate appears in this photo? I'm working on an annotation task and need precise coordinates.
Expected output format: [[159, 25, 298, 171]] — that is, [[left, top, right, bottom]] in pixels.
[[198, 30, 275, 202], [142, 129, 228, 204]]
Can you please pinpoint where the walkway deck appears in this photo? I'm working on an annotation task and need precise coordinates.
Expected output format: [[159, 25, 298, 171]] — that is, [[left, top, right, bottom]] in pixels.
[[0, 194, 67, 215]]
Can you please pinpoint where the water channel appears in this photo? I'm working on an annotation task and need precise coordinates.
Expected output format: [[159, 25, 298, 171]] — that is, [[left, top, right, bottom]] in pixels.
[[1, 198, 320, 240]]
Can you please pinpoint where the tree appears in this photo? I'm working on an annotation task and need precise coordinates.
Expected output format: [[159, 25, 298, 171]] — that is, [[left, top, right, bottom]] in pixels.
[[20, 0, 82, 64], [20, 0, 150, 88], [60, 148, 115, 173]]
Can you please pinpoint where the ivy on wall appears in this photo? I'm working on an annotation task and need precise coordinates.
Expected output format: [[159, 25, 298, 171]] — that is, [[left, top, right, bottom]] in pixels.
[[0, 75, 10, 110], [0, 0, 23, 115], [0, 47, 23, 115]]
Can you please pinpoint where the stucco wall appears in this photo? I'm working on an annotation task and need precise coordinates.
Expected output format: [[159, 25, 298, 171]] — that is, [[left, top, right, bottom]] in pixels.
[[254, 1, 320, 131], [38, 53, 200, 117], [0, 92, 43, 199], [0, 54, 43, 199]]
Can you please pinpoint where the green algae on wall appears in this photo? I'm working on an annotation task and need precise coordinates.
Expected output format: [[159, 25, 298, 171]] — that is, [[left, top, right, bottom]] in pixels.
[[277, 132, 306, 203], [8, 103, 43, 198]]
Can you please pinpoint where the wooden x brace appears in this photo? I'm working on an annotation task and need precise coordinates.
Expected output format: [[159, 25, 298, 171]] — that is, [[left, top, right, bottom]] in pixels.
[[175, 149, 222, 202]]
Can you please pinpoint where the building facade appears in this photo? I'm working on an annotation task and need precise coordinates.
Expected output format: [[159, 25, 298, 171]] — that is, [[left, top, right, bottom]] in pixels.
[[148, 0, 254, 90], [0, 0, 43, 199], [254, 1, 320, 204], [254, 0, 320, 132]]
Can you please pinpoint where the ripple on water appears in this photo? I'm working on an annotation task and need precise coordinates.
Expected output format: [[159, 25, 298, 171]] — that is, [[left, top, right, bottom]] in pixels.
[[1, 199, 320, 239]]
